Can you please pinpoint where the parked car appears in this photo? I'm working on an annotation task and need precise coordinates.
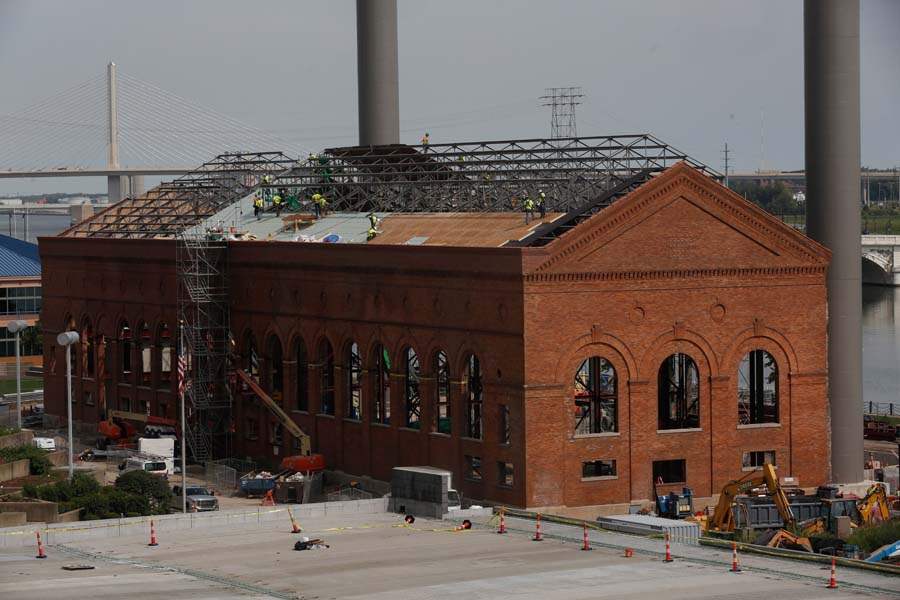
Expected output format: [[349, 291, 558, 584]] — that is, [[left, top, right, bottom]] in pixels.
[[119, 457, 168, 478], [172, 485, 219, 512]]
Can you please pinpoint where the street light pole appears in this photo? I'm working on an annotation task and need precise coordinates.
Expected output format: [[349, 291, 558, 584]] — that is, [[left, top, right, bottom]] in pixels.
[[6, 320, 28, 430], [57, 331, 79, 480]]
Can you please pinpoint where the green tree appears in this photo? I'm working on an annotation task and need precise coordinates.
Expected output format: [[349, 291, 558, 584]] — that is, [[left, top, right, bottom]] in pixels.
[[115, 470, 171, 514]]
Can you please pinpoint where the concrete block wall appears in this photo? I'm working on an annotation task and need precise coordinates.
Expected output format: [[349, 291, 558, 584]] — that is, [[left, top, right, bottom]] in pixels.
[[0, 459, 29, 482]]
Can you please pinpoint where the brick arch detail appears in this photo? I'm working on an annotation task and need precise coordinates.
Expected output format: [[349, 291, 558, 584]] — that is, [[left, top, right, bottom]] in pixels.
[[553, 332, 638, 385], [639, 327, 719, 381], [719, 326, 800, 376]]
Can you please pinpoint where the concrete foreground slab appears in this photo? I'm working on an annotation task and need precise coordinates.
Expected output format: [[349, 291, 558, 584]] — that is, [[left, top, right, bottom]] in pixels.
[[0, 511, 896, 599]]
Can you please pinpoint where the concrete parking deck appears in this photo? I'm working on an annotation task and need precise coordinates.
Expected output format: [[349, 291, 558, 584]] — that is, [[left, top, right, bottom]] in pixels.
[[0, 509, 897, 599]]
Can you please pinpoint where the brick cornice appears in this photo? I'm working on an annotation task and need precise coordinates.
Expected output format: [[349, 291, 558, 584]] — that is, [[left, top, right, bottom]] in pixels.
[[524, 265, 826, 284]]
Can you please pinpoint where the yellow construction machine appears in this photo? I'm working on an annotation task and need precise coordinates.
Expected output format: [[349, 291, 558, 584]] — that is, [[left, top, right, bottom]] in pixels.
[[763, 529, 814, 553], [709, 463, 794, 532], [858, 484, 891, 524]]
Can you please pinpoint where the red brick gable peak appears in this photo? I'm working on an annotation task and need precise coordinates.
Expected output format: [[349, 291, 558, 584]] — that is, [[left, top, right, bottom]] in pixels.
[[530, 162, 831, 274]]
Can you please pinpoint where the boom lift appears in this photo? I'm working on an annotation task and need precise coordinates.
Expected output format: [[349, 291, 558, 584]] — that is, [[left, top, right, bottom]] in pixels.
[[710, 463, 794, 532], [234, 368, 312, 457]]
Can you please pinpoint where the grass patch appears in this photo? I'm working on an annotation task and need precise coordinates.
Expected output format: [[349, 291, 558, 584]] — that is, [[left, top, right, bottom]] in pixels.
[[0, 426, 20, 437], [847, 519, 900, 553], [0, 378, 42, 395]]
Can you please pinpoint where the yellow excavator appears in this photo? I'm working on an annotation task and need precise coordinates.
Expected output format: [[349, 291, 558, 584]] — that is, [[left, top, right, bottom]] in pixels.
[[858, 484, 891, 524], [710, 463, 794, 532]]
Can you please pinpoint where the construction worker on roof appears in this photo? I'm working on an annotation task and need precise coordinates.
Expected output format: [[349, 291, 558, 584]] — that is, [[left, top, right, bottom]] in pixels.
[[263, 174, 273, 185], [523, 195, 535, 224], [367, 211, 379, 230], [421, 132, 430, 150], [273, 192, 283, 218], [312, 192, 327, 218], [253, 195, 263, 220], [537, 189, 546, 219]]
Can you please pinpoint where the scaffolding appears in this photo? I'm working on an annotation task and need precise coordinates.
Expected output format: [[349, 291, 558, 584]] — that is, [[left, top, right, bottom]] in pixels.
[[268, 134, 719, 214], [173, 153, 296, 462]]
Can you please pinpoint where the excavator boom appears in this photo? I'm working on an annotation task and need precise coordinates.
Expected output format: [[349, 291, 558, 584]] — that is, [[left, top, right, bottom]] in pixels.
[[235, 368, 311, 456], [710, 463, 794, 532]]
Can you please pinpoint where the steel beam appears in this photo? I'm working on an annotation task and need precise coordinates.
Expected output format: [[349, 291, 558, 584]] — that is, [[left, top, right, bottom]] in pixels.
[[804, 0, 863, 483]]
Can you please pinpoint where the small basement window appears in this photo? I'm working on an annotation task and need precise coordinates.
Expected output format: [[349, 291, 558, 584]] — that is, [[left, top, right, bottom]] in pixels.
[[742, 450, 776, 470], [497, 461, 514, 487], [465, 455, 482, 481], [652, 459, 686, 484], [582, 459, 617, 479]]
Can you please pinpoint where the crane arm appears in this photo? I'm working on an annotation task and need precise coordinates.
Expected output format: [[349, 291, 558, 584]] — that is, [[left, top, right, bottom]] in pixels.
[[710, 464, 794, 531], [235, 368, 311, 456]]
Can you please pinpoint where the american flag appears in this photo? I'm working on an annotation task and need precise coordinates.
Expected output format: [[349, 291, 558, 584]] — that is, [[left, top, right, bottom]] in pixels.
[[177, 332, 190, 397]]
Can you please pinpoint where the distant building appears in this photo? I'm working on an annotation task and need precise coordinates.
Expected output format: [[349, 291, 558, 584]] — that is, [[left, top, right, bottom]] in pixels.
[[0, 234, 42, 369]]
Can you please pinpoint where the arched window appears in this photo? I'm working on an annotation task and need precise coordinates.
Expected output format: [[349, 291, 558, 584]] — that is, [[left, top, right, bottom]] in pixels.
[[267, 335, 284, 403], [157, 323, 172, 387], [433, 350, 450, 434], [738, 350, 778, 424], [573, 356, 617, 435], [345, 341, 362, 420], [658, 353, 700, 430], [244, 332, 259, 380], [371, 343, 390, 425], [318, 339, 335, 415], [465, 354, 483, 439], [119, 320, 132, 377], [82, 319, 95, 377], [295, 338, 308, 412], [139, 321, 152, 385], [404, 347, 421, 428]]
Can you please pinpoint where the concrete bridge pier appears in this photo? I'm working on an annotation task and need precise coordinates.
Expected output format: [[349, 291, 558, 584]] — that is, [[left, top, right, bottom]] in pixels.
[[107, 175, 124, 203], [861, 235, 900, 286]]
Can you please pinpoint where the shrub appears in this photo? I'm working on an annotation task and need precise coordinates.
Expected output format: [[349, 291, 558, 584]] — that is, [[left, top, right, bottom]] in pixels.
[[847, 519, 900, 553], [76, 488, 150, 520], [0, 426, 20, 437], [115, 470, 171, 514], [0, 444, 51, 475]]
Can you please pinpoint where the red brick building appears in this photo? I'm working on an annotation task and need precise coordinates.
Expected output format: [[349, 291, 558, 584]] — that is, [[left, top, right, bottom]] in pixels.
[[40, 163, 831, 508]]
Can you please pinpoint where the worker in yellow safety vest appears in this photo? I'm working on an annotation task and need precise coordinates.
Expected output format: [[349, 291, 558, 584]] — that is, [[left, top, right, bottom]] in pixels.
[[421, 132, 430, 151], [524, 196, 535, 224], [537, 190, 546, 219], [312, 192, 327, 218], [366, 212, 379, 240], [253, 196, 263, 220], [272, 193, 283, 218]]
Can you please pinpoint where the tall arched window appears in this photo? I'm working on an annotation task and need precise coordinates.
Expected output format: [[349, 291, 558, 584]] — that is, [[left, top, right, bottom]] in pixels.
[[82, 319, 95, 378], [345, 341, 361, 420], [119, 320, 132, 377], [371, 343, 390, 425], [465, 354, 483, 439], [658, 353, 700, 430], [738, 350, 778, 424], [295, 338, 308, 412], [404, 347, 421, 428], [244, 332, 259, 381], [573, 356, 617, 435], [157, 323, 172, 387], [318, 339, 335, 415], [433, 350, 450, 434], [139, 321, 152, 385], [267, 335, 284, 403]]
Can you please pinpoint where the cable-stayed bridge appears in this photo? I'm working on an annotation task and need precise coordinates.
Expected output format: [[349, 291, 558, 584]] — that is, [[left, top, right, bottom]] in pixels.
[[0, 63, 309, 201]]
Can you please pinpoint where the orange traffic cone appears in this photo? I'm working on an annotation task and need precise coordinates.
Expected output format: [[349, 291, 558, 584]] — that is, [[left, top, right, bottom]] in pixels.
[[581, 523, 592, 551], [35, 531, 46, 559], [148, 520, 159, 547], [288, 508, 302, 534], [532, 513, 543, 541], [624, 547, 634, 558], [261, 490, 275, 506], [497, 508, 507, 534], [730, 541, 741, 573], [663, 532, 673, 562], [826, 556, 838, 589]]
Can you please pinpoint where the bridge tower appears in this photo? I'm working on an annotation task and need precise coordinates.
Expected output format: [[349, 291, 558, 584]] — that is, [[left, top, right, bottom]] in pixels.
[[804, 0, 863, 483], [106, 62, 143, 203]]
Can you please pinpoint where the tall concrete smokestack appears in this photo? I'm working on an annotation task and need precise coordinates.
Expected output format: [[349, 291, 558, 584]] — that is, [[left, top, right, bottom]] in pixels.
[[804, 0, 862, 483], [356, 0, 400, 146]]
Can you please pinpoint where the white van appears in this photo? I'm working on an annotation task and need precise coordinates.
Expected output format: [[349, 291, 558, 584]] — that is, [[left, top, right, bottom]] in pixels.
[[32, 437, 56, 451], [120, 457, 169, 478]]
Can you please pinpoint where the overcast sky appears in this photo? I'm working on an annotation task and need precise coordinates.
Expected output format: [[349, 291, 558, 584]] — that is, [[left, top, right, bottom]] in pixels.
[[0, 0, 897, 195]]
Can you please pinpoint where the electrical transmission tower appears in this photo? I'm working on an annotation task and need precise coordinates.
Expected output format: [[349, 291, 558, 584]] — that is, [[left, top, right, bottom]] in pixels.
[[540, 87, 584, 138]]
